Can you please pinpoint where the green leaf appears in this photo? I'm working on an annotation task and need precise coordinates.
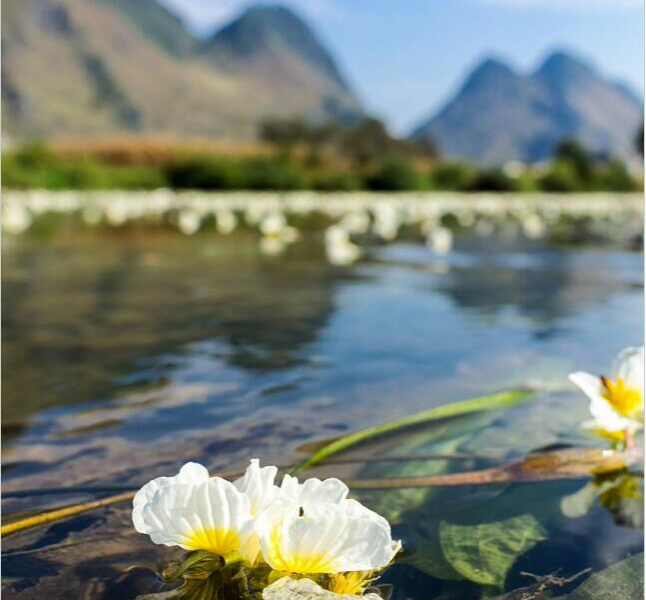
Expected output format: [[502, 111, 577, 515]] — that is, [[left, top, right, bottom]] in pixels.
[[293, 388, 534, 473], [566, 554, 644, 600], [163, 551, 221, 582], [439, 514, 548, 589]]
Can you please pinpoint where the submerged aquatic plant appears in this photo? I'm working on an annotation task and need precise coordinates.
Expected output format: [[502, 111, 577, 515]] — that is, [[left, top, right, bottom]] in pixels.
[[132, 460, 401, 597], [569, 346, 644, 445]]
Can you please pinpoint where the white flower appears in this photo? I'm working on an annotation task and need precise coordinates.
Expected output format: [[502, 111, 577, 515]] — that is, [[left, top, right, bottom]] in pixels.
[[132, 462, 210, 533], [215, 210, 237, 234], [233, 459, 280, 515], [279, 474, 349, 506], [426, 227, 453, 254], [255, 496, 396, 574], [177, 208, 202, 235], [325, 226, 360, 266], [262, 576, 383, 600], [569, 346, 644, 438], [132, 462, 256, 561], [3, 201, 33, 234], [260, 212, 299, 241]]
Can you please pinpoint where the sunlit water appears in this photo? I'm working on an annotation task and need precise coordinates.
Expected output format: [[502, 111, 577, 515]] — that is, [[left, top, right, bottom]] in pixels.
[[2, 210, 643, 599]]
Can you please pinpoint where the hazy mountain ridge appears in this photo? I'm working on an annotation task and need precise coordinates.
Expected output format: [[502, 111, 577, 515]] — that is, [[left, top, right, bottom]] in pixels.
[[412, 50, 642, 164], [2, 0, 362, 139]]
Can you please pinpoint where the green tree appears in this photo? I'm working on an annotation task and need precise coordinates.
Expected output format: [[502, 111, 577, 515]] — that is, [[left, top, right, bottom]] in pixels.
[[366, 155, 422, 191]]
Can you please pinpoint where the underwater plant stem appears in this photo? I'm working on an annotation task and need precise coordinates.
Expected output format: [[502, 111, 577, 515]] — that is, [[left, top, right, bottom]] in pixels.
[[1, 447, 627, 536], [1, 491, 135, 536], [345, 448, 631, 489], [2, 453, 500, 500], [292, 388, 535, 473]]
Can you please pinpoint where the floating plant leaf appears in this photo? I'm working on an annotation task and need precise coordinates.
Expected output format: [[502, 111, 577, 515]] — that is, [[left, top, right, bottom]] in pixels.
[[400, 518, 466, 581], [357, 413, 493, 523], [293, 388, 534, 472], [566, 554, 644, 600], [439, 514, 548, 589]]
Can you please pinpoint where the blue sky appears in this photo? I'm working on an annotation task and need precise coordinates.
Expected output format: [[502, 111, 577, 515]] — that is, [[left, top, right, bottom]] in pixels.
[[159, 0, 644, 133]]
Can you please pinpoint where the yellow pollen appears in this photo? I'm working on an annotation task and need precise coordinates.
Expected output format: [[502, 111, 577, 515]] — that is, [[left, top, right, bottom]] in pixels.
[[601, 377, 642, 417], [184, 528, 241, 555], [330, 572, 369, 595]]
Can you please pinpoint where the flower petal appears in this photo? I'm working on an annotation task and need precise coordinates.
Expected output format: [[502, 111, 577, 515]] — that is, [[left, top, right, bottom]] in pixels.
[[612, 346, 645, 399], [234, 459, 279, 515], [133, 462, 209, 533], [137, 477, 254, 557], [256, 501, 393, 574], [568, 371, 604, 402], [279, 475, 349, 506]]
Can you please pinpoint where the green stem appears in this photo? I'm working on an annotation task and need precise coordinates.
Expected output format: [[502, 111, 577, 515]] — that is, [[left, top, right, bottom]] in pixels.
[[292, 388, 534, 474]]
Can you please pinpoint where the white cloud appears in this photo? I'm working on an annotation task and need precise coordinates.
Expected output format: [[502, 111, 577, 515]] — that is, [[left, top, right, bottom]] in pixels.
[[158, 0, 341, 35]]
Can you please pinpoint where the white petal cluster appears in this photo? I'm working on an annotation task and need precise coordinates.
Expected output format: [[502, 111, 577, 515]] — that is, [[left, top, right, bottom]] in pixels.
[[569, 346, 644, 438], [133, 462, 257, 561], [5, 191, 642, 263], [133, 460, 398, 578]]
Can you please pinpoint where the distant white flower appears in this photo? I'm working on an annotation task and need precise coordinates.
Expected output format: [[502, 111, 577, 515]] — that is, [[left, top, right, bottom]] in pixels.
[[234, 459, 279, 515], [259, 212, 299, 254], [325, 226, 361, 266], [3, 201, 33, 234], [521, 213, 545, 239], [426, 227, 453, 254], [372, 203, 399, 241], [177, 209, 202, 235], [339, 211, 370, 235], [255, 498, 395, 575], [260, 212, 299, 240], [132, 462, 256, 561], [569, 346, 644, 440], [262, 575, 383, 600], [105, 201, 130, 227], [215, 210, 237, 234]]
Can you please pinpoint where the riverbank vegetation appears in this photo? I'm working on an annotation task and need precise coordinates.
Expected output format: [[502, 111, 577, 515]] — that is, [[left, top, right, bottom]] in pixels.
[[2, 119, 641, 193]]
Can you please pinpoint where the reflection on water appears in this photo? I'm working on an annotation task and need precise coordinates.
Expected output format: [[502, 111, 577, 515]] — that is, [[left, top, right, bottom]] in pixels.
[[1, 219, 643, 599]]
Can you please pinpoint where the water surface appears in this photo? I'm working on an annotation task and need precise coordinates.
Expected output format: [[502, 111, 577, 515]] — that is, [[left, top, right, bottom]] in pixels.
[[2, 216, 643, 599]]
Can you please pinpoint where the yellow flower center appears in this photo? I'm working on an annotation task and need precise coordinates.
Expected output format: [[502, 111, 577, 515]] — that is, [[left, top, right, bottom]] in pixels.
[[594, 427, 626, 443], [330, 572, 369, 595], [601, 377, 642, 417], [184, 528, 241, 555], [267, 525, 337, 574]]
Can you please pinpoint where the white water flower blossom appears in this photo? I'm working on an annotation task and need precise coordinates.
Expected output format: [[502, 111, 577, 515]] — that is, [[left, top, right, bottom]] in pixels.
[[132, 462, 257, 561], [3, 201, 33, 234], [259, 212, 299, 254], [521, 213, 545, 239], [569, 346, 644, 440], [426, 227, 453, 254], [177, 209, 202, 235], [325, 226, 361, 266], [234, 459, 280, 515], [215, 210, 237, 234], [279, 474, 349, 506], [255, 492, 396, 575]]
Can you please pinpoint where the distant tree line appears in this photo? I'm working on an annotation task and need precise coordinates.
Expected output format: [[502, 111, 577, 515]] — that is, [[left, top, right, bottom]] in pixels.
[[2, 119, 641, 193]]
